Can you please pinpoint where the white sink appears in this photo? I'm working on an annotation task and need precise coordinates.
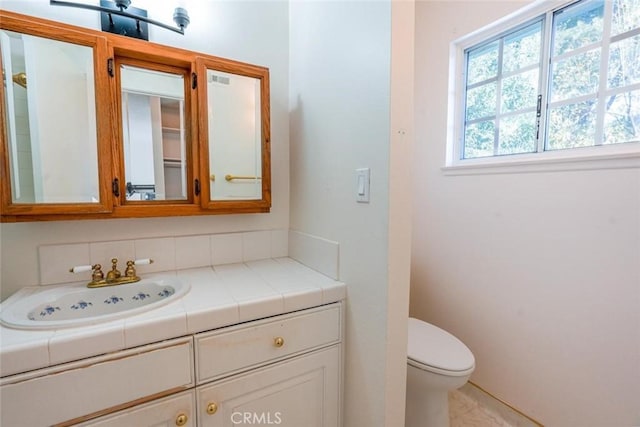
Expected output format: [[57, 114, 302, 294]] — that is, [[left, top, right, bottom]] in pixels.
[[0, 276, 190, 330]]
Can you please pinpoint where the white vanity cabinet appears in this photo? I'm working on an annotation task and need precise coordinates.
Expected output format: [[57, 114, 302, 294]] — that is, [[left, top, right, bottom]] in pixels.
[[0, 302, 343, 427], [195, 303, 342, 427]]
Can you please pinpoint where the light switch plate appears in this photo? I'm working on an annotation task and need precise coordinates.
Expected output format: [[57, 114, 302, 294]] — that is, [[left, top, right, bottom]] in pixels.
[[356, 168, 370, 203]]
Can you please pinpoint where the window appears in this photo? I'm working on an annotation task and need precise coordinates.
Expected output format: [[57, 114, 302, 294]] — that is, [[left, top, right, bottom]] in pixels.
[[451, 0, 640, 165]]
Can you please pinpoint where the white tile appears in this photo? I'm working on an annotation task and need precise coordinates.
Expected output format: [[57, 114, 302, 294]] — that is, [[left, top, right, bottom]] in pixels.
[[134, 237, 176, 273], [271, 258, 345, 304], [49, 322, 125, 365], [176, 267, 239, 333], [281, 288, 323, 312], [246, 259, 295, 285], [186, 305, 239, 334], [175, 235, 211, 270], [39, 243, 90, 285], [179, 268, 236, 309], [288, 230, 339, 280], [124, 303, 187, 348], [246, 259, 323, 310], [242, 230, 272, 262], [0, 328, 53, 376], [274, 257, 337, 286], [211, 233, 243, 265], [237, 294, 284, 322], [216, 262, 285, 320], [89, 240, 135, 269], [213, 263, 277, 301], [271, 229, 289, 258], [229, 259, 343, 312], [245, 259, 308, 288], [176, 266, 217, 285], [320, 282, 347, 304]]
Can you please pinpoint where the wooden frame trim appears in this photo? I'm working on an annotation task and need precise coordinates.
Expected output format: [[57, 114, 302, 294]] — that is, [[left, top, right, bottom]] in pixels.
[[0, 11, 114, 216], [112, 54, 197, 209], [195, 56, 272, 212]]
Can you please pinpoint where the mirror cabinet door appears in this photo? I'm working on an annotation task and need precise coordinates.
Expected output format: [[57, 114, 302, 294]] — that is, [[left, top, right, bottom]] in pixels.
[[0, 17, 112, 215], [197, 58, 270, 210], [117, 61, 192, 204]]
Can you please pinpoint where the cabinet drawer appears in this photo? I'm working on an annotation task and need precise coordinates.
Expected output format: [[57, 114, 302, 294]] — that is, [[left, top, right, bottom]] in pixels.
[[196, 303, 341, 384], [78, 390, 196, 427], [0, 337, 194, 427]]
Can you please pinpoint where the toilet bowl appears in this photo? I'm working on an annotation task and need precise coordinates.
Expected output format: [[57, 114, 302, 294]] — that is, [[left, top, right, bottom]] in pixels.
[[405, 317, 475, 427]]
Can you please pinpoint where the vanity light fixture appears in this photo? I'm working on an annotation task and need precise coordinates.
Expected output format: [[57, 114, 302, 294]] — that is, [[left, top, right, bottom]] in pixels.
[[49, 0, 190, 40]]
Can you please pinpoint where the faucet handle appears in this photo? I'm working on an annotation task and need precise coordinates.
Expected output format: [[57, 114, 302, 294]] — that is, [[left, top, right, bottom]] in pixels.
[[124, 260, 136, 277], [124, 258, 153, 279], [70, 264, 104, 284], [91, 264, 104, 282], [69, 264, 93, 273], [69, 264, 103, 279]]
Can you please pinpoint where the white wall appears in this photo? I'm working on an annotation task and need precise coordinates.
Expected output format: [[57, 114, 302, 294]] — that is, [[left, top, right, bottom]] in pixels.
[[289, 1, 413, 425], [411, 1, 640, 425], [0, 0, 290, 300]]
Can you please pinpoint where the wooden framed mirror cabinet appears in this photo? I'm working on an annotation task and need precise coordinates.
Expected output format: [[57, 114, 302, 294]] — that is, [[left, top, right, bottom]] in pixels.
[[0, 10, 271, 222]]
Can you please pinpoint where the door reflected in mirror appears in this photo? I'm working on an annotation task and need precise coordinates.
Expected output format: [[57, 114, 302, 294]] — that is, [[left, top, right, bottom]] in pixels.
[[120, 64, 187, 201], [1, 30, 99, 204], [207, 69, 262, 201]]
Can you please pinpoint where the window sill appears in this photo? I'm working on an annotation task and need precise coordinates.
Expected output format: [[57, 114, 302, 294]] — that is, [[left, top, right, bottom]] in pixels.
[[442, 146, 640, 175]]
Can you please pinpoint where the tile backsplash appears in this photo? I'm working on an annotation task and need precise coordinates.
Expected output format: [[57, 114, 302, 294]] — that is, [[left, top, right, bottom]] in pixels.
[[35, 228, 341, 288], [288, 230, 339, 280], [38, 230, 289, 286]]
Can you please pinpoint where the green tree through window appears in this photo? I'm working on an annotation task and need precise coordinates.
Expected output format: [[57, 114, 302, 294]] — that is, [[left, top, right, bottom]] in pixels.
[[461, 0, 639, 160]]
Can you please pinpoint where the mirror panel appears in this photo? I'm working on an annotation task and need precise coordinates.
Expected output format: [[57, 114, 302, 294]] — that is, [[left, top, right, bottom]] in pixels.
[[120, 64, 187, 201], [206, 69, 262, 201], [1, 30, 100, 204]]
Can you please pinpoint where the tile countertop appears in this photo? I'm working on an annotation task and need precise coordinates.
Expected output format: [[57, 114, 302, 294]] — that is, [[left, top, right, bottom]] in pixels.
[[0, 257, 346, 379]]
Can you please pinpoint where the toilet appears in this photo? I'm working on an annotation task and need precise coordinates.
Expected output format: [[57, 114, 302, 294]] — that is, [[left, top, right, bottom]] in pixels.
[[405, 317, 475, 427]]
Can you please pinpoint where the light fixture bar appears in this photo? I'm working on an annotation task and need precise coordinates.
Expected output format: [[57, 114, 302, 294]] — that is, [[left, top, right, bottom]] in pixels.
[[49, 0, 188, 35]]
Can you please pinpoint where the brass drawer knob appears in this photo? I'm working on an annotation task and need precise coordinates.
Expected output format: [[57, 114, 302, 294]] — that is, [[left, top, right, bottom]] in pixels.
[[274, 336, 285, 347], [207, 402, 218, 415], [175, 413, 188, 426]]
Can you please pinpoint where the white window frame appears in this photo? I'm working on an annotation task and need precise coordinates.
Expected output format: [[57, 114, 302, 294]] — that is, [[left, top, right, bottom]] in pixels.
[[445, 0, 640, 174]]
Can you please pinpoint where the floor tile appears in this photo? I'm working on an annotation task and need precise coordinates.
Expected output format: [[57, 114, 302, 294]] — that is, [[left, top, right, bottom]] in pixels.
[[449, 389, 515, 427]]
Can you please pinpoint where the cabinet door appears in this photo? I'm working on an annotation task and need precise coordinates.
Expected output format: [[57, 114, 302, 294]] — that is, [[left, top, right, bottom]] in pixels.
[[197, 346, 340, 427], [196, 56, 271, 213], [115, 59, 193, 205], [0, 11, 114, 217], [78, 390, 196, 427]]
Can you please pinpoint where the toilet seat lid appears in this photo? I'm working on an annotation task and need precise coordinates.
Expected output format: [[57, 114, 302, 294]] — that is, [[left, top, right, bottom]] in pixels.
[[407, 317, 475, 372]]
